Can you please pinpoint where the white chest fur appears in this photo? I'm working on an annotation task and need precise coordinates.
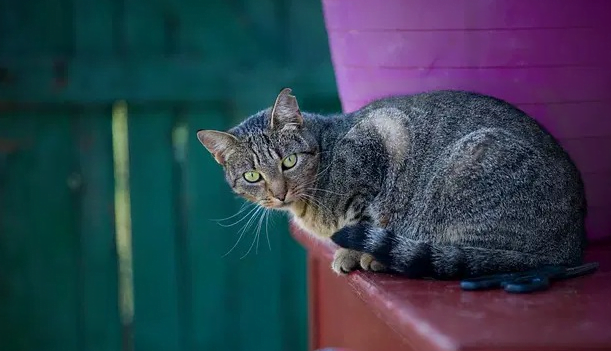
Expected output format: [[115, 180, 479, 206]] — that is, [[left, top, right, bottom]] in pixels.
[[289, 200, 355, 239]]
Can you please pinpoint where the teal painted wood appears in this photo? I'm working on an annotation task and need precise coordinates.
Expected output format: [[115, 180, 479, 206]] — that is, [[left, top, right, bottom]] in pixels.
[[75, 111, 123, 351], [185, 108, 243, 351], [128, 109, 183, 351], [0, 113, 77, 351], [71, 1, 123, 348], [0, 111, 122, 351], [0, 0, 73, 54], [0, 58, 336, 104], [127, 105, 312, 351], [1, 0, 123, 348], [2, 0, 338, 350], [0, 0, 336, 104]]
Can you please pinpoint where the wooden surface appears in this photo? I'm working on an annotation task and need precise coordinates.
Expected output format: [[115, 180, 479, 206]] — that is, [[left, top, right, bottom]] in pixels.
[[294, 223, 611, 351], [308, 255, 415, 351]]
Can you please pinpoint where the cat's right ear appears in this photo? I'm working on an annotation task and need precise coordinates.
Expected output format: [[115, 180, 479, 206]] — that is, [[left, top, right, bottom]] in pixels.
[[270, 87, 303, 131], [196, 130, 238, 165]]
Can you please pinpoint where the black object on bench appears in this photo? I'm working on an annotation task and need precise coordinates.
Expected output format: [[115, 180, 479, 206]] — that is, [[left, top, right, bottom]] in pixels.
[[460, 262, 600, 293]]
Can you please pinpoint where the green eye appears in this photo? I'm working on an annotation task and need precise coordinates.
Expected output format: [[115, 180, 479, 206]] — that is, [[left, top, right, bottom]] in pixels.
[[282, 154, 298, 169], [243, 171, 261, 183]]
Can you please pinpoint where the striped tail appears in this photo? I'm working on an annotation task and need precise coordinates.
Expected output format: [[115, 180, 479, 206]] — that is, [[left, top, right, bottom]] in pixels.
[[330, 223, 563, 279]]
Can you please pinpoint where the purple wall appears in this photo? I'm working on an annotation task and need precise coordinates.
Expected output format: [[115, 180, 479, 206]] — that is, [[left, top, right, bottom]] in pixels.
[[321, 0, 611, 240]]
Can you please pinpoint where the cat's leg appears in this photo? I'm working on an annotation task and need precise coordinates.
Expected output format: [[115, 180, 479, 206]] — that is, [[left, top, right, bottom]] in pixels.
[[331, 248, 361, 274], [359, 253, 386, 272], [331, 249, 386, 274]]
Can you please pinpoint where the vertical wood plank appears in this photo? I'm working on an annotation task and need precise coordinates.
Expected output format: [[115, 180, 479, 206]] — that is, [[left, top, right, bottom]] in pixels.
[[170, 108, 193, 351], [72, 3, 123, 350], [279, 224, 308, 351], [128, 109, 182, 351], [76, 109, 122, 351], [185, 108, 240, 351], [215, 106, 282, 351], [0, 113, 79, 351]]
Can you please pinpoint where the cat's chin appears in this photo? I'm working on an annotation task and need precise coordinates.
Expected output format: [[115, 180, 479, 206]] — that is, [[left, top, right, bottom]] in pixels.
[[260, 201, 291, 210], [269, 204, 291, 211]]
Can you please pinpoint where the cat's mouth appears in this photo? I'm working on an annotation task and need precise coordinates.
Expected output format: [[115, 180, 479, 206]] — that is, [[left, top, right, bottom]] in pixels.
[[261, 196, 293, 209], [264, 200, 290, 209], [259, 190, 298, 209]]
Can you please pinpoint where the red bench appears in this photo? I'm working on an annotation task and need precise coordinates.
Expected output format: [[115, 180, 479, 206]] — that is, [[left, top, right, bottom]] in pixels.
[[293, 224, 611, 351]]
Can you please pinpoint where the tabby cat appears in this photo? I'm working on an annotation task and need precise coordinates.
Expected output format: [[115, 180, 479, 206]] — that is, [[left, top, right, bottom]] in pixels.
[[197, 88, 586, 279]]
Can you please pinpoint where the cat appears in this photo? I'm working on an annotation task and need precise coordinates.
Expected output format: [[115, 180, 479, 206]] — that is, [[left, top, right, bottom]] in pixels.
[[196, 88, 587, 279]]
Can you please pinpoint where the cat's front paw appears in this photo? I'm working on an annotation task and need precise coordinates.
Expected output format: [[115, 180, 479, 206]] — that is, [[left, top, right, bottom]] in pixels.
[[359, 253, 386, 272], [331, 248, 362, 275]]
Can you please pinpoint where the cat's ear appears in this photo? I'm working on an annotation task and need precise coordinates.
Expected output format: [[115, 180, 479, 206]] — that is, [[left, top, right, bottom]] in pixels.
[[270, 87, 303, 130], [196, 130, 238, 165]]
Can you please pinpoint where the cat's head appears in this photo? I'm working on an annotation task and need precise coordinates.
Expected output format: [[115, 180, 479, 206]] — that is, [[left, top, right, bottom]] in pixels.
[[196, 88, 320, 210]]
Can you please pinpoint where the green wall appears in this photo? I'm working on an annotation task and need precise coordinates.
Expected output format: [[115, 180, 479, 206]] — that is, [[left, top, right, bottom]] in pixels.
[[0, 0, 340, 350]]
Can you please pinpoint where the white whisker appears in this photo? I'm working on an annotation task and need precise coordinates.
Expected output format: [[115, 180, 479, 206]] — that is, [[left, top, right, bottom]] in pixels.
[[209, 201, 253, 222], [241, 207, 266, 259], [223, 205, 263, 258], [300, 193, 332, 215], [255, 209, 266, 254], [216, 204, 259, 228], [265, 210, 272, 251]]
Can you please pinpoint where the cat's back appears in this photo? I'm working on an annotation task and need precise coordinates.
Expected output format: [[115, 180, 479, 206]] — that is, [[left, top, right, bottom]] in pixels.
[[357, 90, 532, 129], [352, 90, 561, 152]]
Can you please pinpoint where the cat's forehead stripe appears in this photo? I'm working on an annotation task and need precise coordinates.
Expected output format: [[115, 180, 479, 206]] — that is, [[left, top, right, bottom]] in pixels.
[[259, 133, 276, 159], [251, 146, 261, 167], [242, 134, 269, 169]]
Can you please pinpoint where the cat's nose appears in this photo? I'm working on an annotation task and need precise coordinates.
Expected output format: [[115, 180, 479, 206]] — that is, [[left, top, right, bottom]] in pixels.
[[270, 184, 287, 202], [272, 189, 287, 202]]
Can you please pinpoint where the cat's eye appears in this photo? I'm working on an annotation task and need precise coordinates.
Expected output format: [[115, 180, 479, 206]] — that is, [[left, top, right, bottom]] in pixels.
[[243, 171, 261, 183], [282, 154, 298, 169]]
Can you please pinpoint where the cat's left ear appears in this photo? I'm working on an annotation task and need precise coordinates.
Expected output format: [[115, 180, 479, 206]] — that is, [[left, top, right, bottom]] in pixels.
[[270, 87, 303, 130], [196, 130, 238, 165]]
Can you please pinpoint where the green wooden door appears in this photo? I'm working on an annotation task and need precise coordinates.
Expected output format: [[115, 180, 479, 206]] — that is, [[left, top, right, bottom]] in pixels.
[[0, 110, 121, 351], [0, 0, 339, 350]]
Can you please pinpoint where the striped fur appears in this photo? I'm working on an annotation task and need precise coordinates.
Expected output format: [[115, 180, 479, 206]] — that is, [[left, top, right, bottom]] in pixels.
[[197, 88, 587, 279]]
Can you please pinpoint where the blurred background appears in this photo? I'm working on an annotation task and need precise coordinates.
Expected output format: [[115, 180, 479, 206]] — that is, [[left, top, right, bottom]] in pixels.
[[0, 0, 340, 350]]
